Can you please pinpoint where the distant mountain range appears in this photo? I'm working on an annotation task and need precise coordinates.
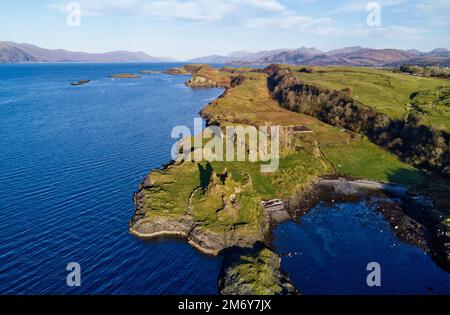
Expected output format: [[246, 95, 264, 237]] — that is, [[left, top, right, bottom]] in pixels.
[[0, 41, 174, 63], [190, 46, 450, 67], [2, 41, 449, 67]]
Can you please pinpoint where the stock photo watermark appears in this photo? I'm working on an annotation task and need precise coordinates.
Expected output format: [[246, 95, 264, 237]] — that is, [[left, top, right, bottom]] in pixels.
[[66, 2, 81, 27], [366, 262, 381, 287], [66, 262, 81, 287], [367, 2, 382, 27], [171, 118, 280, 173]]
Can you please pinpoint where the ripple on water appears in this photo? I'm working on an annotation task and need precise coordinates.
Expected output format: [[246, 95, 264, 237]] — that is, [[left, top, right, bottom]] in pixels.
[[0, 63, 224, 295]]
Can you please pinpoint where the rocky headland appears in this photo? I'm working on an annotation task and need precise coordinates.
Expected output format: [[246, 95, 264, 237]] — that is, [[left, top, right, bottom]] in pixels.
[[130, 163, 270, 256], [163, 64, 234, 88], [130, 64, 450, 294], [218, 243, 298, 295]]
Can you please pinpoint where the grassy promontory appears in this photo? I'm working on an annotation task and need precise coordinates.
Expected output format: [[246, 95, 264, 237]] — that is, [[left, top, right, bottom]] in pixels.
[[131, 64, 450, 294], [131, 68, 335, 256], [130, 159, 270, 255], [219, 244, 298, 295]]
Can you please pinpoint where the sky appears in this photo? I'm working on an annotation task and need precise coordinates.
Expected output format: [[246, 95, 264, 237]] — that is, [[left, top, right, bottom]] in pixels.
[[0, 0, 449, 60]]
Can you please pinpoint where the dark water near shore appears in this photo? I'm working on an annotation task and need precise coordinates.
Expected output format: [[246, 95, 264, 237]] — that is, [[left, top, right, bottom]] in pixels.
[[274, 200, 450, 294], [0, 63, 223, 294]]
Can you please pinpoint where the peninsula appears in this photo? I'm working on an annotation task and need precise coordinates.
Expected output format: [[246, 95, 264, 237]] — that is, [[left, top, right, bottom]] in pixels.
[[130, 64, 450, 295]]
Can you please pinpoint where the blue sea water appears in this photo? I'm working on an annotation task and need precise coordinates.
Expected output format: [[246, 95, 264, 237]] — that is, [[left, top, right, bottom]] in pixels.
[[1, 64, 449, 295], [274, 200, 450, 295], [0, 63, 224, 294]]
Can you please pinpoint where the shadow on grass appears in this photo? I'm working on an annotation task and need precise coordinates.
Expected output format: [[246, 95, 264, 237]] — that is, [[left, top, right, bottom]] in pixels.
[[198, 162, 213, 189], [387, 167, 425, 186]]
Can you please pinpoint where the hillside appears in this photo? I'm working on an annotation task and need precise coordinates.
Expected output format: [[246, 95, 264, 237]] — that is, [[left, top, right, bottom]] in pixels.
[[289, 66, 450, 131], [0, 41, 173, 63], [188, 47, 321, 64]]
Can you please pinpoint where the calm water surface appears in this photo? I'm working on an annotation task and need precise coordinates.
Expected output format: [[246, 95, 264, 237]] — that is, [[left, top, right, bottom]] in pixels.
[[274, 200, 450, 294], [0, 63, 223, 294]]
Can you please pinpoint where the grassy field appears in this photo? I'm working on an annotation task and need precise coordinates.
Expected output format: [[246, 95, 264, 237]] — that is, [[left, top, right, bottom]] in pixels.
[[142, 161, 200, 217], [189, 164, 265, 233], [290, 66, 450, 131]]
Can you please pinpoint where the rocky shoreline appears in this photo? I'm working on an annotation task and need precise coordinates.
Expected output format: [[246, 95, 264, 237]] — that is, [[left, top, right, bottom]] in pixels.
[[130, 212, 268, 256], [130, 166, 299, 294]]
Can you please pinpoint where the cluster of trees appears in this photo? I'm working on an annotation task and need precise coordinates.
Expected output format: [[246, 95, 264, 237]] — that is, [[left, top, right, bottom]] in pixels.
[[268, 69, 450, 177], [298, 67, 314, 74], [398, 65, 450, 78]]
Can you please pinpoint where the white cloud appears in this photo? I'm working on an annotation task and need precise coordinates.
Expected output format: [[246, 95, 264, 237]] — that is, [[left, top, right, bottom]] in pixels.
[[47, 0, 429, 41], [244, 14, 333, 33], [49, 0, 287, 21], [237, 0, 285, 12], [142, 0, 232, 21], [49, 0, 142, 16], [415, 0, 450, 26], [243, 11, 425, 41]]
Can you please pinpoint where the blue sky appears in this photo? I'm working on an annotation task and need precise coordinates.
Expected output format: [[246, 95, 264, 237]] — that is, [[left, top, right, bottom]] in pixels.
[[0, 0, 449, 59]]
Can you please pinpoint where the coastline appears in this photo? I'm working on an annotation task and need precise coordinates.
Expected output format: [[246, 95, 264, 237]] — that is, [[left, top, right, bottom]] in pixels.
[[129, 227, 221, 256]]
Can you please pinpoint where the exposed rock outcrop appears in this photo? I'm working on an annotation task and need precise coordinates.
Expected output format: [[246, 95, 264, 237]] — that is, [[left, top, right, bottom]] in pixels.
[[186, 74, 224, 88], [130, 209, 268, 256], [218, 243, 298, 295], [70, 79, 90, 86]]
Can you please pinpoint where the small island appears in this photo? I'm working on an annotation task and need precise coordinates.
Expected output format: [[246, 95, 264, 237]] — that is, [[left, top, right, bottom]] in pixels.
[[70, 80, 90, 86], [109, 73, 142, 79]]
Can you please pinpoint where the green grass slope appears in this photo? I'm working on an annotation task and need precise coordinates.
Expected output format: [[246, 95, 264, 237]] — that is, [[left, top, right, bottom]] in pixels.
[[292, 67, 450, 131]]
